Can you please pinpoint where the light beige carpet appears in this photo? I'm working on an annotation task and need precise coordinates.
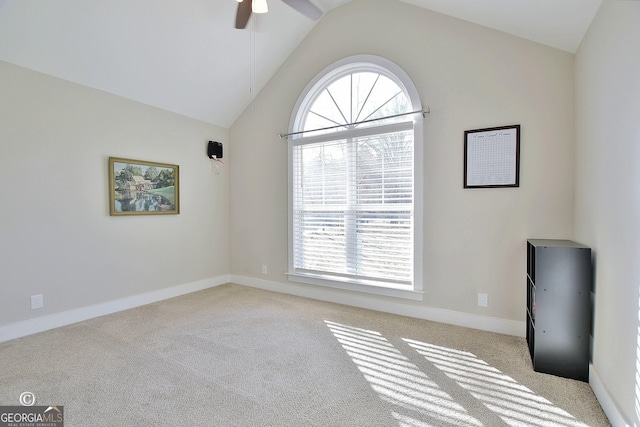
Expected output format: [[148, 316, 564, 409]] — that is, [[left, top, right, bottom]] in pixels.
[[0, 284, 609, 426]]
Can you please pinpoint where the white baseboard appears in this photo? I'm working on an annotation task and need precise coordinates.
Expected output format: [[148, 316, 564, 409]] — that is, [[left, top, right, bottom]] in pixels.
[[589, 364, 630, 427], [230, 274, 526, 337], [0, 275, 230, 343]]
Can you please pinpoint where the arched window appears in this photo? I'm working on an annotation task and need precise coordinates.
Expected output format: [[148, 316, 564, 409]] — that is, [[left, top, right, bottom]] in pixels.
[[287, 55, 424, 300]]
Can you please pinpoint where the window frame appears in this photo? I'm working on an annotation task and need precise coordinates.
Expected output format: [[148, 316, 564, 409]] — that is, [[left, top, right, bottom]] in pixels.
[[287, 55, 424, 301]]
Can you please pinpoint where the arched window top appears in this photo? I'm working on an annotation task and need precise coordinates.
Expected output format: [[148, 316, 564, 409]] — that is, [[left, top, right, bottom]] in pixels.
[[291, 55, 422, 139]]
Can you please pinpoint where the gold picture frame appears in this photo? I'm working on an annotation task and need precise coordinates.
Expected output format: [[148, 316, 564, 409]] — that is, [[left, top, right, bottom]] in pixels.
[[109, 157, 180, 216]]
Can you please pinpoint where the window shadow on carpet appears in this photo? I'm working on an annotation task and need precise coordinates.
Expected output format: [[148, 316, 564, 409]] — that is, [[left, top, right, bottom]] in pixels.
[[325, 320, 588, 427]]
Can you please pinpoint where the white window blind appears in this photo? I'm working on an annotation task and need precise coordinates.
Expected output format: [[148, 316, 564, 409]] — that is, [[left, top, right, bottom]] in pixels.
[[292, 126, 414, 286]]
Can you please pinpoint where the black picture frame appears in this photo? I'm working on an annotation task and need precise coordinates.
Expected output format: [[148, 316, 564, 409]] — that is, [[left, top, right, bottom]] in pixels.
[[464, 124, 520, 188]]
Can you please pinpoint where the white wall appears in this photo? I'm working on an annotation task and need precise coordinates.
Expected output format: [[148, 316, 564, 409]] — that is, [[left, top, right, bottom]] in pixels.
[[229, 0, 575, 326], [574, 1, 640, 424], [0, 61, 230, 330]]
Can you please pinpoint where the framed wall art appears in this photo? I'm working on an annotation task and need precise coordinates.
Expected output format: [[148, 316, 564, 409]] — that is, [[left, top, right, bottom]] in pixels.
[[464, 124, 520, 188], [109, 157, 180, 215]]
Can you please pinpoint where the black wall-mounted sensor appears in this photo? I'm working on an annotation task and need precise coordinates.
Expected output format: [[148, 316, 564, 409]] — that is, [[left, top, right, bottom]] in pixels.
[[208, 141, 223, 159]]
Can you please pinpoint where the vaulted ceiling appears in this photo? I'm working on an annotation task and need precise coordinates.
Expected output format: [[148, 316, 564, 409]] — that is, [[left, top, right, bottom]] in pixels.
[[0, 0, 602, 128]]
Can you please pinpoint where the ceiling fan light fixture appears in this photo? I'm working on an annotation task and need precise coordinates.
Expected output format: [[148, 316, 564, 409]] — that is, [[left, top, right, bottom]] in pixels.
[[252, 0, 268, 14]]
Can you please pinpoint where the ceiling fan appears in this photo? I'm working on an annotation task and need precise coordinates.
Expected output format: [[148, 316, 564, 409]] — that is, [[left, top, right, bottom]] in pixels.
[[235, 0, 323, 29]]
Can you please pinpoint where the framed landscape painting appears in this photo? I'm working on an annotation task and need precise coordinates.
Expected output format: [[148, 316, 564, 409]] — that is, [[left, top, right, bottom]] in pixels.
[[109, 157, 180, 216]]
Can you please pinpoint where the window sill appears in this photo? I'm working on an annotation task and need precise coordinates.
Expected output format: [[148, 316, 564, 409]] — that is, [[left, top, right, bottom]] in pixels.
[[286, 272, 423, 301]]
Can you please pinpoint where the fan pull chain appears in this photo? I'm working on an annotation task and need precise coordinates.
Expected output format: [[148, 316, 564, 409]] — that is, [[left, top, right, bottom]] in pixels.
[[250, 15, 257, 109]]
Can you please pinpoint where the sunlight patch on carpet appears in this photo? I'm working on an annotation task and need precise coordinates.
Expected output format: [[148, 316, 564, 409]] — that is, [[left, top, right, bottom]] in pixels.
[[325, 320, 483, 426], [325, 320, 589, 427], [404, 339, 588, 427]]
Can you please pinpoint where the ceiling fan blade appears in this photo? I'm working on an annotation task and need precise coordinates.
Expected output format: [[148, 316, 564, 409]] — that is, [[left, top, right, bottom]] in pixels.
[[235, 0, 253, 29], [281, 0, 323, 20]]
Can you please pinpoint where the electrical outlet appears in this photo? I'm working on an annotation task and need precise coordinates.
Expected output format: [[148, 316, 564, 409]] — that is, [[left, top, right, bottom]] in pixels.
[[31, 294, 44, 310], [261, 265, 268, 275], [478, 293, 488, 307]]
